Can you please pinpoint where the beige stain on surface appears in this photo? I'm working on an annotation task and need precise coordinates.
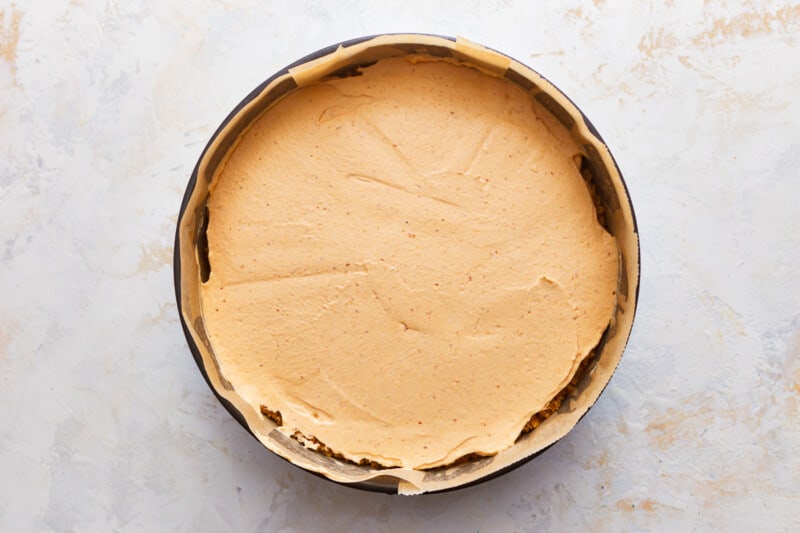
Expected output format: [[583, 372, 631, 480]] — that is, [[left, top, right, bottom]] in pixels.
[[0, 324, 10, 358], [566, 7, 584, 19], [616, 498, 659, 512], [0, 5, 22, 85], [677, 55, 722, 82], [721, 305, 747, 336], [791, 327, 800, 384], [142, 302, 177, 328], [638, 28, 677, 59], [137, 243, 173, 273], [629, 25, 682, 89], [694, 5, 800, 46], [645, 408, 694, 450], [788, 328, 800, 399], [529, 50, 565, 58], [584, 449, 609, 469], [676, 53, 785, 117], [698, 465, 759, 506], [644, 393, 737, 451], [763, 325, 800, 421]]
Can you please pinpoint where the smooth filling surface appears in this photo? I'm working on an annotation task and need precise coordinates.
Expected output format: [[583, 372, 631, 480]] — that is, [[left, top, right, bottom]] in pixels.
[[200, 56, 619, 469]]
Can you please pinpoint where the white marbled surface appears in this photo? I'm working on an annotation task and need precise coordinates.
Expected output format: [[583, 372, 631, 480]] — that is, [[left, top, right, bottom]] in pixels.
[[1, 1, 799, 531]]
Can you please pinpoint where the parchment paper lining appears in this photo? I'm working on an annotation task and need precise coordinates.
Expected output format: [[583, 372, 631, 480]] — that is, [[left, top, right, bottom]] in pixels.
[[175, 34, 639, 495]]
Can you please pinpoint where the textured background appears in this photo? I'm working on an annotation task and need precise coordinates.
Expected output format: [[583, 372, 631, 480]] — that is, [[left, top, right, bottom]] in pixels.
[[1, 1, 798, 531]]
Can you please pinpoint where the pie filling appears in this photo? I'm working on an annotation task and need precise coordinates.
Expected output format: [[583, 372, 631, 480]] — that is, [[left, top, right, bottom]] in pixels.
[[199, 55, 619, 469]]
